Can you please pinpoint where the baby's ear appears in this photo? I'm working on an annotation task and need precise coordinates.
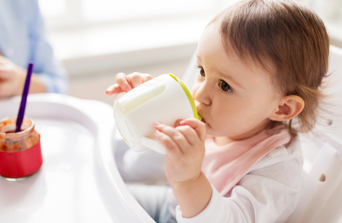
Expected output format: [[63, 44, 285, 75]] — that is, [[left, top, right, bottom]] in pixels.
[[269, 95, 305, 121]]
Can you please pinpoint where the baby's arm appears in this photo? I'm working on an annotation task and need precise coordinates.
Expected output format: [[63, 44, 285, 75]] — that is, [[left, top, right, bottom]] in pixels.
[[154, 119, 212, 217]]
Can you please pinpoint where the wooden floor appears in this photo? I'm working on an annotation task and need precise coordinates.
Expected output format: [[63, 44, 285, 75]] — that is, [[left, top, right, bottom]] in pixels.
[[68, 59, 190, 106]]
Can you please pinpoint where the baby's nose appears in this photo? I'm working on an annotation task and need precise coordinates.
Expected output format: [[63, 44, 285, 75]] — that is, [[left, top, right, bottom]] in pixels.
[[195, 88, 211, 106]]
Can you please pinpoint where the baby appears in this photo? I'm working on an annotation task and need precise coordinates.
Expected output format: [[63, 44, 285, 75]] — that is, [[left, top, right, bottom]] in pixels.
[[106, 0, 329, 222]]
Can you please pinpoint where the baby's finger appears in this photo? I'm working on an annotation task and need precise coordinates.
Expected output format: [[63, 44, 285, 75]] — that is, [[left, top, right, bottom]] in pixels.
[[155, 123, 189, 151], [105, 84, 124, 95], [175, 125, 199, 146], [129, 72, 143, 88], [116, 72, 132, 92], [180, 118, 206, 141], [155, 130, 182, 161], [142, 73, 153, 83]]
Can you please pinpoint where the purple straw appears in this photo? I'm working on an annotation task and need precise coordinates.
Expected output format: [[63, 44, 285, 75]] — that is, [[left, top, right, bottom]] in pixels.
[[15, 62, 34, 132]]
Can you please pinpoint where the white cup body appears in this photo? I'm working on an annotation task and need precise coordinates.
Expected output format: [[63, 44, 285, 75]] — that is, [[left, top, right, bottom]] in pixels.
[[114, 74, 195, 153]]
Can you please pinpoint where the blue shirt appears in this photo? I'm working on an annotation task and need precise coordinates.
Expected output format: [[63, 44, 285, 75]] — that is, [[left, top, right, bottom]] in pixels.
[[0, 0, 68, 93]]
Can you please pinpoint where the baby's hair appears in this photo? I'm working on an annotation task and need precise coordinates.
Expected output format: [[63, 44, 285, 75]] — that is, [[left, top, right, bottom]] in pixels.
[[212, 0, 330, 133]]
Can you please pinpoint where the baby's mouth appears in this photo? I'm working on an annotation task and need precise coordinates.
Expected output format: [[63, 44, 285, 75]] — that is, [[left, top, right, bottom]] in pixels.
[[198, 113, 206, 123], [198, 113, 207, 125], [196, 106, 206, 123]]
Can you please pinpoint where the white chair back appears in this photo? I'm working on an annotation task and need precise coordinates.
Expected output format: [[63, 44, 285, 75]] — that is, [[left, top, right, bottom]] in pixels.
[[285, 46, 342, 223]]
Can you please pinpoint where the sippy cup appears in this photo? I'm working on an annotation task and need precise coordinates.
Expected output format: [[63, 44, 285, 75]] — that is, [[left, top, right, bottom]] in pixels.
[[113, 73, 201, 154]]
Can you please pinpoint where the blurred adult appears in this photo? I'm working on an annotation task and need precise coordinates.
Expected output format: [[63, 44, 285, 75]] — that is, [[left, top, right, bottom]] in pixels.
[[0, 0, 68, 98]]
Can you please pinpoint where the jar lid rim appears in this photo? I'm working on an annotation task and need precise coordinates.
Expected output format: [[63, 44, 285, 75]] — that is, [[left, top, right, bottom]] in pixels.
[[0, 117, 35, 136]]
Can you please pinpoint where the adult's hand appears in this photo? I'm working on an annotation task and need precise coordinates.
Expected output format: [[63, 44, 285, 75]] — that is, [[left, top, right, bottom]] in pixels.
[[0, 55, 46, 98], [0, 55, 26, 98]]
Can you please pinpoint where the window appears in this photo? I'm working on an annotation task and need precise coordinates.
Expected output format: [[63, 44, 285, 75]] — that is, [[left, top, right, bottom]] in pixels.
[[39, 0, 233, 31], [38, 0, 341, 74]]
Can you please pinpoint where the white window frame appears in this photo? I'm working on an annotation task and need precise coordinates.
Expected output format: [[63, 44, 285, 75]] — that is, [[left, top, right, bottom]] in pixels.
[[41, 0, 229, 32]]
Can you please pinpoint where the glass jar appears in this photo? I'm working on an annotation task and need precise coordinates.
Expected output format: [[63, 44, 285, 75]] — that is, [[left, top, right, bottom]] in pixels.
[[0, 117, 42, 178], [0, 117, 40, 152]]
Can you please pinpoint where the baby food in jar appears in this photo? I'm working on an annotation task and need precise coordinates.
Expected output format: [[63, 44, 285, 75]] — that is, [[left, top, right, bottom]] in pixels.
[[0, 117, 42, 178], [0, 117, 40, 152]]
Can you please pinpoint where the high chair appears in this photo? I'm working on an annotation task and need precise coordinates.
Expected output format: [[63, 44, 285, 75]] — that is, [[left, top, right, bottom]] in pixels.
[[97, 45, 342, 223]]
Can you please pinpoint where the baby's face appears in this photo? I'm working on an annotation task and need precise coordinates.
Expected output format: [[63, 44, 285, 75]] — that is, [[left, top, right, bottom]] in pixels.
[[192, 22, 282, 142]]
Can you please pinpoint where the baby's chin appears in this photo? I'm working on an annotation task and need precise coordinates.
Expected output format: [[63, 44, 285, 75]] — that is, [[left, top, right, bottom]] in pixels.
[[201, 119, 237, 137], [201, 118, 211, 130], [205, 126, 237, 138], [205, 127, 221, 136]]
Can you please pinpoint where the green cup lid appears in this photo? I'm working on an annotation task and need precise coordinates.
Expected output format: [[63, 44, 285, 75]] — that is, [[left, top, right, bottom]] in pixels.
[[169, 73, 202, 121]]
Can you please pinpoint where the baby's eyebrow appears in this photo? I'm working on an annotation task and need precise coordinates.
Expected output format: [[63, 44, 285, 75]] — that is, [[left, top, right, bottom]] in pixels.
[[196, 53, 201, 62]]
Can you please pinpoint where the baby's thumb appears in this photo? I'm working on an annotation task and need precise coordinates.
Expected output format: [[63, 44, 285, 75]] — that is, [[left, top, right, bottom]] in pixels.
[[179, 118, 206, 141], [174, 119, 183, 127], [105, 84, 124, 95]]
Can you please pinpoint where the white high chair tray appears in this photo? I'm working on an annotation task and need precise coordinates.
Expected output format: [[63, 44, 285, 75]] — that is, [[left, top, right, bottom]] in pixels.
[[0, 94, 134, 223]]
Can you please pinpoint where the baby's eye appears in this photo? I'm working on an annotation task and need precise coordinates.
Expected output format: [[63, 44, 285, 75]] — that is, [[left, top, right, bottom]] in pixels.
[[219, 80, 232, 92], [198, 66, 205, 77]]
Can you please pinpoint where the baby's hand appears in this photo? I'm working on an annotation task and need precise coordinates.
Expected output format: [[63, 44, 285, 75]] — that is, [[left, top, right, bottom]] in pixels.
[[105, 72, 152, 95], [154, 118, 206, 184]]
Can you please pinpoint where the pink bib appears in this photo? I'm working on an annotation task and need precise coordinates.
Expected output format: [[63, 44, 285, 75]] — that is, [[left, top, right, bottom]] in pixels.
[[202, 125, 292, 196]]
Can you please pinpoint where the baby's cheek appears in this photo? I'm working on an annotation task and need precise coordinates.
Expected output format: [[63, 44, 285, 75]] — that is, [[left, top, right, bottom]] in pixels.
[[191, 82, 201, 99], [190, 86, 197, 98]]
